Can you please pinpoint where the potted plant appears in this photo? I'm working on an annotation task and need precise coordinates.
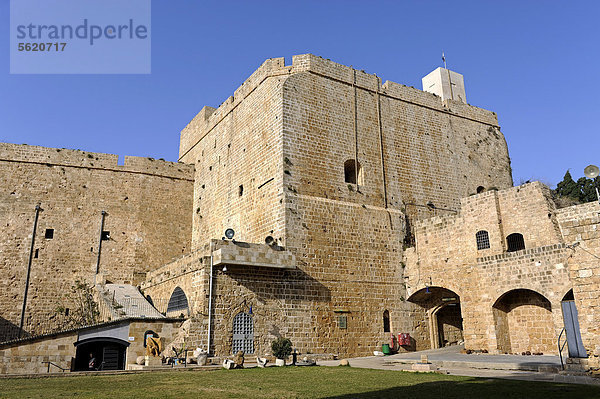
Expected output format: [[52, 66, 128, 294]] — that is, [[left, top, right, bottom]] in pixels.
[[271, 337, 292, 366]]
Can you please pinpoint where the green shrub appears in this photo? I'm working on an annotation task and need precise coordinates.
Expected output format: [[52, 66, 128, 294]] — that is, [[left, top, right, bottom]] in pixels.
[[271, 337, 293, 359]]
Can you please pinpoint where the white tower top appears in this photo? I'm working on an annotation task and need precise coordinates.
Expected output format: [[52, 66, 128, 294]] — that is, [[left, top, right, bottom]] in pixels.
[[422, 67, 467, 104]]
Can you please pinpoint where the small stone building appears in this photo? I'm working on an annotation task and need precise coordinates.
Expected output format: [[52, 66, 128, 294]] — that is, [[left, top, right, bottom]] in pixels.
[[404, 182, 600, 363]]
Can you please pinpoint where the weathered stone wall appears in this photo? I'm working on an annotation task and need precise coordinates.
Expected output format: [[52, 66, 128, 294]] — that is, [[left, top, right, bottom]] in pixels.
[[179, 58, 289, 250], [404, 182, 598, 356], [125, 320, 180, 366], [0, 331, 77, 374], [176, 54, 513, 357], [140, 251, 207, 316], [0, 143, 194, 339], [556, 201, 600, 363]]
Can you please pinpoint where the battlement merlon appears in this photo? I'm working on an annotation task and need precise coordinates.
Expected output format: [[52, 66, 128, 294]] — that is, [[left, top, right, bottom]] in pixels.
[[178, 54, 501, 161], [0, 142, 194, 181]]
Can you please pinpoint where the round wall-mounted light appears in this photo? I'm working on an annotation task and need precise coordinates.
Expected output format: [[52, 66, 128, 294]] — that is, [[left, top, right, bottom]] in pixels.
[[224, 228, 235, 240], [584, 164, 599, 179]]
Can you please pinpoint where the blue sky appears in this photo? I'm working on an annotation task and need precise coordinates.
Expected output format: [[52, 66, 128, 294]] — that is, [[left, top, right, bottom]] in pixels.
[[1, 0, 598, 186]]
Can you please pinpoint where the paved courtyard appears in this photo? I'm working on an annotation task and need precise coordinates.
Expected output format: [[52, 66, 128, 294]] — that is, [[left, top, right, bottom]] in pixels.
[[318, 346, 600, 386]]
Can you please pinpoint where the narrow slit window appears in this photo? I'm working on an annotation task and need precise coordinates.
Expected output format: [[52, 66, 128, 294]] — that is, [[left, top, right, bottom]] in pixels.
[[475, 230, 490, 250], [239, 185, 243, 196], [383, 310, 391, 333]]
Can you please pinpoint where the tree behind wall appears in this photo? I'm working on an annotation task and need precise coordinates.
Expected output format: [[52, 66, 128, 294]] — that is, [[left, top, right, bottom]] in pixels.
[[554, 170, 599, 206]]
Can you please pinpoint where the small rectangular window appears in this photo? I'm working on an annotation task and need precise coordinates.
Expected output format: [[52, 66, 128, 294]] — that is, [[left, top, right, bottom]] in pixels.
[[34, 249, 39, 258], [45, 229, 54, 239], [101, 231, 110, 241], [476, 230, 490, 250], [338, 315, 347, 329]]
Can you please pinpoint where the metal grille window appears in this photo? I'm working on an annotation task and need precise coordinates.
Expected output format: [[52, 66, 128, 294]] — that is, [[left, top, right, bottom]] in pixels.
[[166, 287, 189, 314], [475, 230, 490, 250], [506, 233, 525, 252], [232, 312, 254, 354]]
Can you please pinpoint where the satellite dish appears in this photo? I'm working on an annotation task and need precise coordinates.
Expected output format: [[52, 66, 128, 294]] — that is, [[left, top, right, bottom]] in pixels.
[[584, 165, 599, 179], [265, 235, 275, 246], [224, 228, 235, 240]]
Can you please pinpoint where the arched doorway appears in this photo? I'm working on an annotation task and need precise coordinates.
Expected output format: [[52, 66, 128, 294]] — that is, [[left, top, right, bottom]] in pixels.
[[493, 289, 554, 354], [73, 337, 129, 371], [232, 312, 254, 354], [561, 289, 587, 358], [407, 287, 463, 350]]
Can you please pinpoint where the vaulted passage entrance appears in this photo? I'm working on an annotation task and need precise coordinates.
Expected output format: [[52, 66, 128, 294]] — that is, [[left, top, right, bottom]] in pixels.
[[493, 289, 554, 354], [73, 338, 128, 371], [408, 287, 463, 350]]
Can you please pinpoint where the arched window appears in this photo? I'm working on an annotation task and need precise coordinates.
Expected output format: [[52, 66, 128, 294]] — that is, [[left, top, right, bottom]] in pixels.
[[476, 186, 485, 194], [344, 159, 363, 185], [167, 287, 189, 314], [506, 233, 525, 252], [143, 330, 158, 348], [475, 230, 490, 250], [383, 310, 391, 333]]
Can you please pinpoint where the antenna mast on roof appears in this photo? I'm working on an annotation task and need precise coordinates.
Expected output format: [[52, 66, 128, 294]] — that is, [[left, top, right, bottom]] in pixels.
[[442, 51, 447, 69]]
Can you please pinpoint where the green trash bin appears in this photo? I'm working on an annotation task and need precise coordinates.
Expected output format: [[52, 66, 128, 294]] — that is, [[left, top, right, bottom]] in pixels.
[[382, 344, 391, 355]]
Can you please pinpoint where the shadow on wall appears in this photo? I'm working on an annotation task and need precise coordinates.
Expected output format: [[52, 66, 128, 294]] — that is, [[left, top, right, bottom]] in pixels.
[[0, 317, 25, 342], [220, 265, 332, 303]]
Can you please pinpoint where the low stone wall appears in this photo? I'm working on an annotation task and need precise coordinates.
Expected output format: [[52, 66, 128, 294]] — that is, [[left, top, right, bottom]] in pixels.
[[0, 332, 77, 374]]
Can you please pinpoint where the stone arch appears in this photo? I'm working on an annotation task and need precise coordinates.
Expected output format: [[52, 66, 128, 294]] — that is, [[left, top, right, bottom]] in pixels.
[[492, 289, 554, 354], [407, 286, 463, 350], [562, 289, 574, 301], [506, 233, 525, 252], [166, 286, 189, 317]]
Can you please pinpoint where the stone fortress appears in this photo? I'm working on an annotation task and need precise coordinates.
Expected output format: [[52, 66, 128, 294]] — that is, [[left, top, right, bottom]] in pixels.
[[0, 54, 598, 374]]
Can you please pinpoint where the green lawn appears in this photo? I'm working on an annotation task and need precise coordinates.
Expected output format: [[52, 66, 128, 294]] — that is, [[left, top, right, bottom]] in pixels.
[[0, 367, 599, 399]]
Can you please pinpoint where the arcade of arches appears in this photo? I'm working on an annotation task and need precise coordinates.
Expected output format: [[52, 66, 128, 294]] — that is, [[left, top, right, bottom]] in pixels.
[[408, 286, 563, 355]]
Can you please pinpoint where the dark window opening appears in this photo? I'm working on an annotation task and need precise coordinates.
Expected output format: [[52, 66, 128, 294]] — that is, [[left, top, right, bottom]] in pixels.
[[101, 231, 110, 241], [34, 249, 39, 258], [239, 185, 243, 196], [475, 230, 490, 250], [562, 289, 575, 301], [383, 310, 391, 333], [344, 159, 363, 185], [167, 287, 189, 315], [338, 315, 347, 329], [65, 308, 70, 316], [477, 186, 485, 194], [143, 330, 158, 348], [45, 229, 54, 239], [506, 233, 525, 252]]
